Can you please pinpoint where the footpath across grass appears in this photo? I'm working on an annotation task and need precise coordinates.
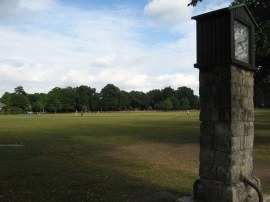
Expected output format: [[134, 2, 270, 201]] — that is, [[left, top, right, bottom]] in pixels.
[[0, 110, 269, 201]]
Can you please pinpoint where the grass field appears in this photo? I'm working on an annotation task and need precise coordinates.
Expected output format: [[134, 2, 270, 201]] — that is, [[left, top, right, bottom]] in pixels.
[[0, 110, 269, 201]]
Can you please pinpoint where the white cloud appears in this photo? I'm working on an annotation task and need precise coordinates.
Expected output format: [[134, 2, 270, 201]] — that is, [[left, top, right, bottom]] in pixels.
[[0, 0, 54, 20], [0, 0, 25, 20], [19, 0, 54, 10], [91, 55, 117, 68], [0, 0, 201, 96], [59, 67, 198, 93], [144, 0, 193, 23]]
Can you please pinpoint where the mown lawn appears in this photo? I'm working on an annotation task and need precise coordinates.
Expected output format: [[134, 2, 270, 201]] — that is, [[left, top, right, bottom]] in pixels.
[[0, 110, 269, 201]]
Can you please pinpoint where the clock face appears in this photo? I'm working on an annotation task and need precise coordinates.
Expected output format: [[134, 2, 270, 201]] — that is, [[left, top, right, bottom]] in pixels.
[[234, 20, 250, 63]]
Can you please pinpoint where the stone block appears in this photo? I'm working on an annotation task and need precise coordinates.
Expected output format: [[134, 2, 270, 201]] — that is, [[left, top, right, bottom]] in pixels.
[[199, 165, 217, 180], [200, 135, 213, 150], [231, 71, 243, 86], [240, 136, 246, 150], [231, 136, 241, 151], [248, 75, 254, 86], [231, 107, 240, 122], [239, 108, 253, 122], [200, 122, 215, 136], [231, 122, 244, 136], [200, 109, 211, 121], [216, 95, 231, 108], [240, 86, 248, 97], [239, 109, 253, 122], [200, 96, 214, 109], [245, 135, 254, 149], [231, 182, 247, 202], [231, 96, 242, 108], [230, 151, 241, 165], [240, 160, 253, 178], [242, 98, 249, 110], [215, 122, 231, 136], [219, 109, 230, 121], [216, 151, 231, 167], [216, 165, 240, 183], [211, 109, 219, 121], [231, 84, 237, 95], [243, 73, 254, 86], [248, 86, 254, 98], [200, 149, 215, 165], [244, 122, 254, 136], [214, 136, 231, 152], [218, 84, 231, 98], [230, 165, 241, 182], [248, 98, 254, 109], [217, 166, 231, 182]]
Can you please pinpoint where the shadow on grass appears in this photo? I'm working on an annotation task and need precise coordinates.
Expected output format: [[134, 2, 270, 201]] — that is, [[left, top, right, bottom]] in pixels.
[[0, 112, 199, 201], [0, 141, 194, 202]]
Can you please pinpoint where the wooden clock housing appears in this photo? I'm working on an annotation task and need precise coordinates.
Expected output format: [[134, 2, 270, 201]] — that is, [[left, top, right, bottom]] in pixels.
[[192, 4, 257, 71]]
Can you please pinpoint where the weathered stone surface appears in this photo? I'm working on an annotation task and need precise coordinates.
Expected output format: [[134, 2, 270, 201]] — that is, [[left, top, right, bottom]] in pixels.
[[215, 122, 231, 136], [200, 97, 214, 109], [199, 109, 211, 121], [200, 122, 215, 136], [231, 122, 244, 136], [195, 65, 260, 201], [200, 135, 213, 150]]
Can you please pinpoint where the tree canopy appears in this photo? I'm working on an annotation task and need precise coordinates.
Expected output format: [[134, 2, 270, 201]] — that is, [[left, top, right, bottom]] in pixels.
[[0, 85, 199, 113]]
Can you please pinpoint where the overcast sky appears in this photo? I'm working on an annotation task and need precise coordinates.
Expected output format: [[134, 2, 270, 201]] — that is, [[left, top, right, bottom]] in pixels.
[[0, 0, 233, 96]]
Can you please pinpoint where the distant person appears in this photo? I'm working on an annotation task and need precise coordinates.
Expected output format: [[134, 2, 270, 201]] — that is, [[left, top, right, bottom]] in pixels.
[[75, 110, 78, 116], [187, 110, 190, 115]]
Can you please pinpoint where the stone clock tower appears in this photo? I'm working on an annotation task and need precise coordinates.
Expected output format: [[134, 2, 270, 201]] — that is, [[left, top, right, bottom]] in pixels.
[[191, 4, 263, 202]]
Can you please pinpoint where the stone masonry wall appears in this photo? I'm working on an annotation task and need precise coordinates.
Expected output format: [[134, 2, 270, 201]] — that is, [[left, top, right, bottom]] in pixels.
[[194, 65, 260, 202]]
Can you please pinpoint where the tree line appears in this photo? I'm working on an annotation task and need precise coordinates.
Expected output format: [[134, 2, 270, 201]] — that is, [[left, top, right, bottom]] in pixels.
[[0, 85, 200, 114]]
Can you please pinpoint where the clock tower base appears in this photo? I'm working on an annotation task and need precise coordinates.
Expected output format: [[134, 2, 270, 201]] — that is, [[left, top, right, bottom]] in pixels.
[[193, 65, 261, 202]]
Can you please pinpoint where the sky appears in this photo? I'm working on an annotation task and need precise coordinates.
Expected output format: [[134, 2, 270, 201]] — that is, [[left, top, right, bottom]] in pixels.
[[0, 0, 234, 96]]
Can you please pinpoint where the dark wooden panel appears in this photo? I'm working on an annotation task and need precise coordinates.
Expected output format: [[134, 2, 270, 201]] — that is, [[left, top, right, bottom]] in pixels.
[[192, 4, 256, 70]]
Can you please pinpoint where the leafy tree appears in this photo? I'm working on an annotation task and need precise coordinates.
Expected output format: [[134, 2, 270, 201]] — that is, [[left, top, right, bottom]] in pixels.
[[11, 93, 30, 111], [147, 89, 163, 109], [89, 92, 100, 111], [190, 95, 200, 109], [160, 98, 174, 111], [188, 0, 202, 7], [177, 87, 195, 101], [0, 92, 12, 107], [62, 87, 77, 112], [162, 87, 175, 98], [180, 98, 190, 110], [76, 85, 97, 111], [119, 90, 130, 110], [170, 96, 181, 110], [28, 93, 47, 112], [140, 93, 151, 110], [46, 87, 63, 113], [100, 84, 121, 111], [11, 87, 30, 111], [1, 84, 200, 112], [129, 91, 149, 110], [14, 86, 27, 95], [129, 91, 142, 110]]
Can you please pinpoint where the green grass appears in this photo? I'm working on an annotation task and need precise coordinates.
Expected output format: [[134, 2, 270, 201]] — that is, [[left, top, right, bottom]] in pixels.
[[0, 110, 269, 201]]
